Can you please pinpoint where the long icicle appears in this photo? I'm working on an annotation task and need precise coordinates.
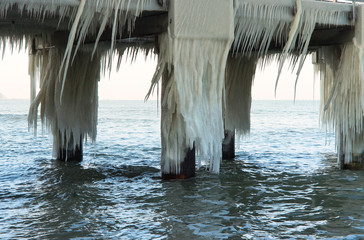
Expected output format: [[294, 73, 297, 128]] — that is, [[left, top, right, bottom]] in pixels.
[[275, 0, 302, 95], [59, 0, 87, 102]]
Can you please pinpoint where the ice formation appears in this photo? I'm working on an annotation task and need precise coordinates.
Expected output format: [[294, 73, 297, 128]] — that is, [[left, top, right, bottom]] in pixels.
[[148, 0, 234, 174], [0, 0, 153, 159], [225, 54, 258, 139], [313, 5, 364, 165], [28, 46, 100, 159], [154, 33, 233, 174], [1, 0, 152, 76], [315, 43, 364, 164], [234, 0, 350, 80], [1, 0, 361, 171], [145, 0, 355, 174]]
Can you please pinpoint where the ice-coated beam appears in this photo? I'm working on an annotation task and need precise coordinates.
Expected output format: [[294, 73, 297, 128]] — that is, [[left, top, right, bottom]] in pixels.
[[0, 0, 167, 12], [235, 0, 354, 26]]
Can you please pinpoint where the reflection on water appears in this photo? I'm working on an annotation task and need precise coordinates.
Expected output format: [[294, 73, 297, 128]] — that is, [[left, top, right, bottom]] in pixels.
[[2, 100, 364, 239]]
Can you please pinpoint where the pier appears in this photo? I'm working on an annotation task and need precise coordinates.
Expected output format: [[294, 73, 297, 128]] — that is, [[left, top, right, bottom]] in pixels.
[[1, 0, 364, 178]]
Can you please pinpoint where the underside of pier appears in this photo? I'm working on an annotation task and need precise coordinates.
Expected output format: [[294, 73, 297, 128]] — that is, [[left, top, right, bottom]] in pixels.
[[1, 0, 364, 178]]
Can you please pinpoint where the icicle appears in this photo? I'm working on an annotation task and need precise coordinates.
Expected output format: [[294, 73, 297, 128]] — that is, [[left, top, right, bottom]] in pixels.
[[233, 0, 292, 56], [275, 0, 302, 95], [59, 0, 87, 101], [0, 0, 152, 98], [234, 0, 350, 94]]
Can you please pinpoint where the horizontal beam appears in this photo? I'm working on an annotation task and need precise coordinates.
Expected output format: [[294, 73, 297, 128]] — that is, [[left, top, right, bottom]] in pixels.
[[0, 0, 167, 12], [0, 3, 168, 41], [0, 0, 358, 51], [236, 0, 355, 26], [0, 6, 70, 32], [82, 12, 168, 44], [309, 26, 354, 47]]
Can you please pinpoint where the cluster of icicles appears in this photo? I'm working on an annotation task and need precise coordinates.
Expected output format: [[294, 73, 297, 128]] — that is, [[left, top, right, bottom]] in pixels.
[[0, 0, 360, 173], [1, 0, 154, 159]]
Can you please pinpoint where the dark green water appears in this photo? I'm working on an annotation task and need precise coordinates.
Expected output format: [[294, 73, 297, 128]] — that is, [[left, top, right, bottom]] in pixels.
[[1, 100, 363, 239]]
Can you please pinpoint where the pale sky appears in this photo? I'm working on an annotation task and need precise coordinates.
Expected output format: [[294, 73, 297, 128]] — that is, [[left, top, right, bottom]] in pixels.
[[0, 48, 319, 101]]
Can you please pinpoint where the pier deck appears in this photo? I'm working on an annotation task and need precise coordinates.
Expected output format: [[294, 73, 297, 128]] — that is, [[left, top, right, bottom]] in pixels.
[[0, 0, 357, 51]]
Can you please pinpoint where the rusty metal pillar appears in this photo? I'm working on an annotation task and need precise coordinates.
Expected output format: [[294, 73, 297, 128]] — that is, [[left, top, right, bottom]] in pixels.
[[57, 133, 83, 162]]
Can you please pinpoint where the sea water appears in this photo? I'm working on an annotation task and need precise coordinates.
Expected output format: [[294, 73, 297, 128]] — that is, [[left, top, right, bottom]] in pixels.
[[1, 99, 364, 239]]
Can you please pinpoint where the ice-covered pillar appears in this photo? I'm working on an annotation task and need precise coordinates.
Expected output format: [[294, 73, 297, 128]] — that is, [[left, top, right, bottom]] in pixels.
[[28, 33, 100, 162], [339, 4, 364, 169], [318, 5, 364, 169], [52, 48, 99, 162], [223, 54, 258, 160], [157, 0, 234, 178], [161, 69, 196, 179]]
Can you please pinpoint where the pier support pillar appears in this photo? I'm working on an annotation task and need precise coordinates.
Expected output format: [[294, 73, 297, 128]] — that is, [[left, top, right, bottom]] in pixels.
[[28, 33, 100, 162], [317, 5, 364, 170], [224, 54, 258, 157], [340, 4, 364, 169], [160, 67, 196, 179], [222, 130, 235, 160], [153, 0, 233, 177]]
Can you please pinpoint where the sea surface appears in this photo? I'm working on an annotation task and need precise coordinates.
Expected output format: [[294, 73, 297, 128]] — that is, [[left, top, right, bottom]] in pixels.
[[1, 99, 364, 239]]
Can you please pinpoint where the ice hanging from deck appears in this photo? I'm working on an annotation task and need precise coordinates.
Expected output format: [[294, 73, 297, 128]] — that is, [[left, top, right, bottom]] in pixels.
[[146, 0, 352, 174], [28, 47, 100, 159], [27, 39, 154, 160], [313, 5, 364, 166], [233, 0, 350, 80], [2, 0, 359, 171], [225, 54, 258, 139], [0, 0, 152, 85], [4, 0, 153, 159]]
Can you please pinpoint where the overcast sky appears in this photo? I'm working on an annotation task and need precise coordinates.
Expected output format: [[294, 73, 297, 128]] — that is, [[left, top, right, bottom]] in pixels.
[[0, 47, 319, 101]]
